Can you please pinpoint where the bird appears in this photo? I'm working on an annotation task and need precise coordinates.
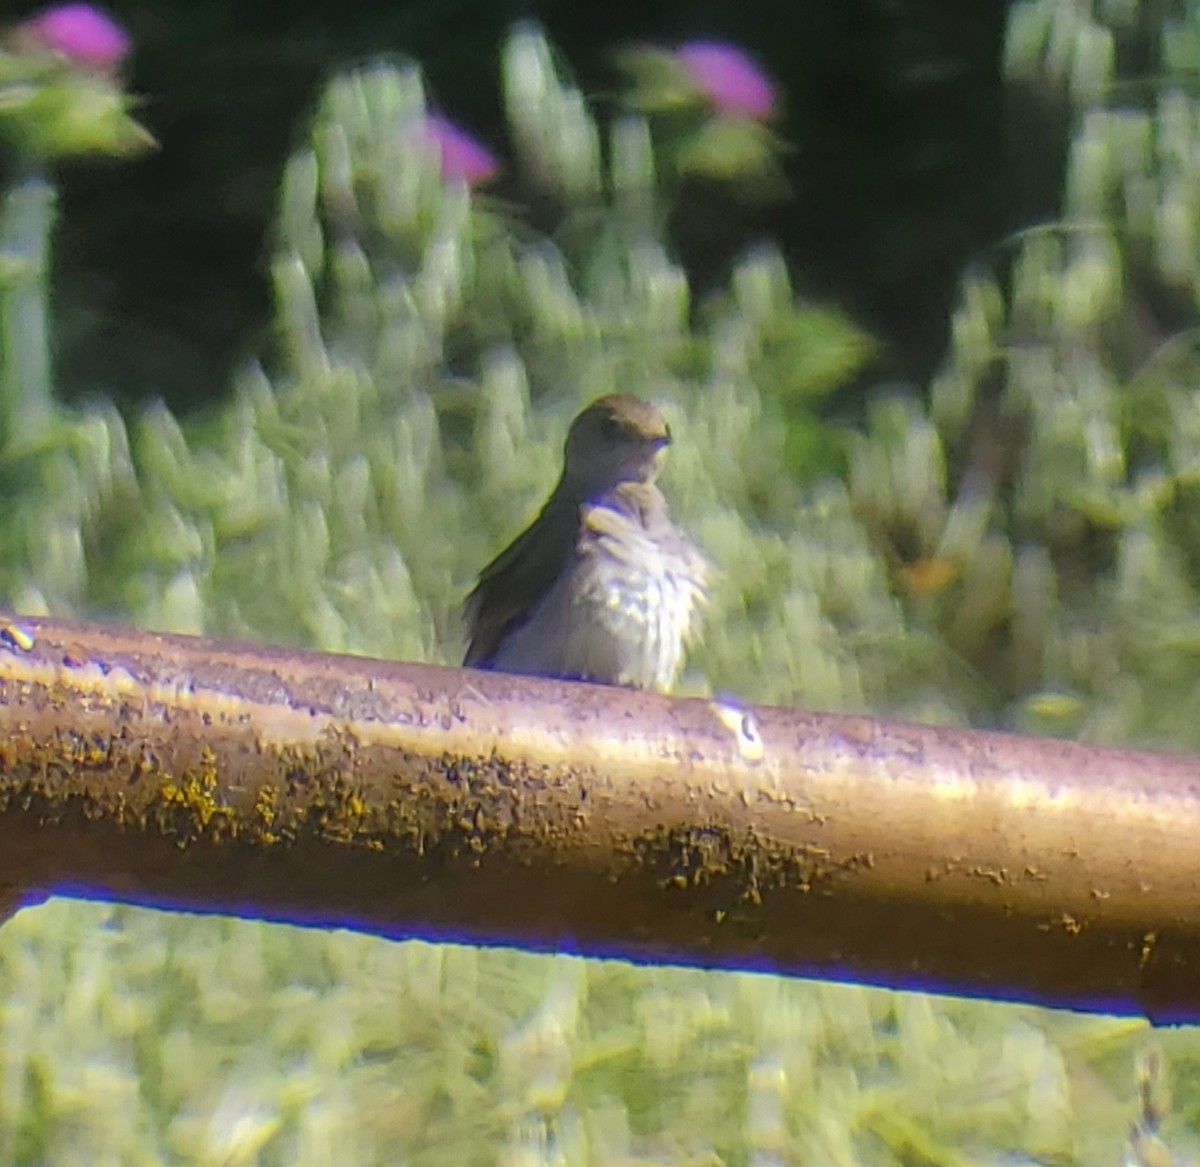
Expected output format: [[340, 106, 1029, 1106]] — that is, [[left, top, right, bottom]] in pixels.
[[463, 394, 708, 692]]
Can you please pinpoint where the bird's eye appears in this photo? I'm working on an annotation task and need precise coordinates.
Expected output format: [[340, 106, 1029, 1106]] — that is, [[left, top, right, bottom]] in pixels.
[[600, 416, 622, 442]]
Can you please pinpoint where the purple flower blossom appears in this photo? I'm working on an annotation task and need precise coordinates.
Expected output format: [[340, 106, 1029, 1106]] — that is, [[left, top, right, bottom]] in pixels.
[[421, 114, 497, 186], [20, 3, 129, 70], [677, 41, 774, 120]]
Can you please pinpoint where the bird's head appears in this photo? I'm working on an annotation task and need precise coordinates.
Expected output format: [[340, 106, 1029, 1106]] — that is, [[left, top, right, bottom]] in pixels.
[[562, 395, 671, 497]]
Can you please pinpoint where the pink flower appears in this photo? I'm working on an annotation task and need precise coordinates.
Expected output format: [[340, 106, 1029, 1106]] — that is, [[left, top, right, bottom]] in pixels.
[[421, 115, 497, 186], [677, 41, 774, 120], [20, 3, 129, 70]]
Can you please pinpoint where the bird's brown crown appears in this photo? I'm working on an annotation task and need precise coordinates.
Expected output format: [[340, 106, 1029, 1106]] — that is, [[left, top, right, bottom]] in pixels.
[[563, 395, 671, 496]]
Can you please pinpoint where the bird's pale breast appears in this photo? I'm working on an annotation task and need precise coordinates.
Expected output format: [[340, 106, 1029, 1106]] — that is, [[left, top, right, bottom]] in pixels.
[[487, 490, 707, 691]]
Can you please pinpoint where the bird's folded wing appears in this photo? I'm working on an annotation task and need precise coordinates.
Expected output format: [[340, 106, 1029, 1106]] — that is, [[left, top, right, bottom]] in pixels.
[[463, 497, 580, 667]]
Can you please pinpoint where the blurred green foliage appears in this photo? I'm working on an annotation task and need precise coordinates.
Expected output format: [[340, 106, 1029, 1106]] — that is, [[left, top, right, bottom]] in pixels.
[[0, 899, 1162, 1165], [0, 39, 152, 158], [2, 7, 1200, 1162]]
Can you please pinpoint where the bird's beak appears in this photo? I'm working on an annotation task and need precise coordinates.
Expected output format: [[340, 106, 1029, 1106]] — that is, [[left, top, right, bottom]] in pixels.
[[654, 433, 671, 450]]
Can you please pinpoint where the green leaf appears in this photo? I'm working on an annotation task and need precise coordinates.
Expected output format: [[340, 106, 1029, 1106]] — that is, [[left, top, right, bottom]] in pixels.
[[753, 306, 876, 402], [0, 71, 154, 159]]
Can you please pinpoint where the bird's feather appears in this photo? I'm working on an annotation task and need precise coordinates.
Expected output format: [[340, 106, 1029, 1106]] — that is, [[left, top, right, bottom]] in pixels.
[[463, 490, 580, 667]]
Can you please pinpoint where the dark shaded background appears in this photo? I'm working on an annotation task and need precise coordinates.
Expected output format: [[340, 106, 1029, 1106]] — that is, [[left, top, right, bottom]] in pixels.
[[25, 0, 1058, 412]]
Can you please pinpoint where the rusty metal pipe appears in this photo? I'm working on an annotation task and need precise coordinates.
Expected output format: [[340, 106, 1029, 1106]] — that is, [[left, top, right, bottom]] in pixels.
[[0, 615, 1197, 1020]]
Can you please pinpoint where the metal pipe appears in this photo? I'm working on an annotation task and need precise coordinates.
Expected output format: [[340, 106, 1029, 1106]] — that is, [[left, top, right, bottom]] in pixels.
[[0, 615, 1196, 1020]]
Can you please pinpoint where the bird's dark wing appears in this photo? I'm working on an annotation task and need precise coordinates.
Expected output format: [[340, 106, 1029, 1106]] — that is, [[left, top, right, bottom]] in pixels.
[[463, 494, 580, 667]]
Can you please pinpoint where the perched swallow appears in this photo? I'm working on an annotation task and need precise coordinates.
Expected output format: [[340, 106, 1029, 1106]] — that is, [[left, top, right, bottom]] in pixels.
[[464, 394, 708, 691]]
